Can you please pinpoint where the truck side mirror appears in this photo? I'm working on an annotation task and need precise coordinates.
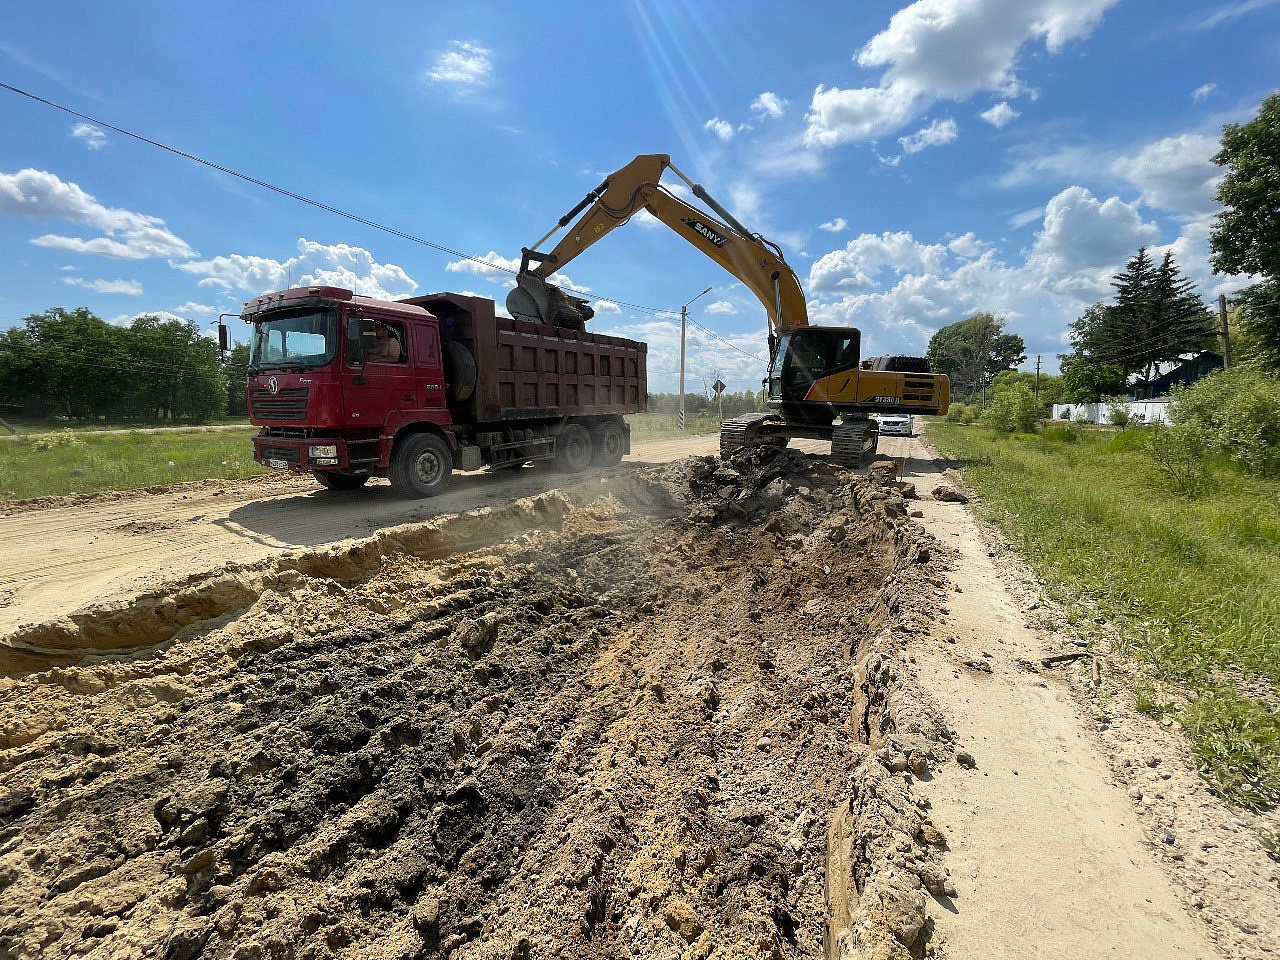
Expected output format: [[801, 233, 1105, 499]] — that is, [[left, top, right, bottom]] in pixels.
[[346, 317, 365, 366], [217, 322, 230, 353]]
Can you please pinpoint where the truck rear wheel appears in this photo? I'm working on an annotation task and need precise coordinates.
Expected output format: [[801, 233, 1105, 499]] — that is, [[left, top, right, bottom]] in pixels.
[[591, 420, 626, 466], [553, 423, 593, 473], [390, 433, 453, 498], [313, 471, 369, 491]]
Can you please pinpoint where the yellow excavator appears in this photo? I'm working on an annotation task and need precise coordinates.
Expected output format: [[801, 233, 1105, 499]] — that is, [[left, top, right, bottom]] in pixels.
[[507, 153, 950, 465]]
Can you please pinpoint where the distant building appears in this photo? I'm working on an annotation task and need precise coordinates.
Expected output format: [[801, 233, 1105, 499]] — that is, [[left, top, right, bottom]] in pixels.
[[1134, 352, 1224, 399]]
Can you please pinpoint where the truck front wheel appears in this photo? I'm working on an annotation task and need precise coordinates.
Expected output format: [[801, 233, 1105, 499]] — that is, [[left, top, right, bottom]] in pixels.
[[553, 423, 593, 473], [390, 433, 453, 498]]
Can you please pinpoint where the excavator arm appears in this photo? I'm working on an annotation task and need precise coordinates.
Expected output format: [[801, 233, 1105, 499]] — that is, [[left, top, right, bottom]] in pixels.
[[508, 154, 808, 336]]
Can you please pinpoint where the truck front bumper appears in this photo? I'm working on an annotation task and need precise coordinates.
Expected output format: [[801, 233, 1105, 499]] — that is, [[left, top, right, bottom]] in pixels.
[[253, 435, 351, 472]]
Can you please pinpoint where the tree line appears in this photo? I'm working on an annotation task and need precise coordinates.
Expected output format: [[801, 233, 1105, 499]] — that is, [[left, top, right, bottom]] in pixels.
[[0, 308, 248, 423], [646, 390, 766, 419]]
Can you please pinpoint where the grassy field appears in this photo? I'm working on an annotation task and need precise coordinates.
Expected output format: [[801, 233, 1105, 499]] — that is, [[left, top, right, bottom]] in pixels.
[[626, 411, 724, 440], [0, 427, 266, 501], [927, 421, 1280, 809], [0, 415, 252, 435]]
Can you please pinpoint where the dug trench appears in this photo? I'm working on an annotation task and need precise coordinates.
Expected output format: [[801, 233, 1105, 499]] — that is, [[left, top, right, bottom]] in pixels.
[[0, 449, 957, 960]]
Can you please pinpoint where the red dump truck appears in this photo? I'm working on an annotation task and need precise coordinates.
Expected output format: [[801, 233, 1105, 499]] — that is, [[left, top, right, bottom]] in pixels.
[[242, 285, 647, 497]]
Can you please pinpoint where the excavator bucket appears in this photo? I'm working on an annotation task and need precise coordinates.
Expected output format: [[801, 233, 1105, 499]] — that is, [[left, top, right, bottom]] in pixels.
[[506, 273, 595, 330]]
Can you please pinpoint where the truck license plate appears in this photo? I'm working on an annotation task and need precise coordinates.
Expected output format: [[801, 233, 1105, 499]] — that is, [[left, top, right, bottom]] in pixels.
[[268, 458, 288, 470]]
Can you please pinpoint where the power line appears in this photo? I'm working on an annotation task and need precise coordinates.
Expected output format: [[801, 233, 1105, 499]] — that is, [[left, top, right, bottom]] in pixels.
[[1, 81, 759, 341]]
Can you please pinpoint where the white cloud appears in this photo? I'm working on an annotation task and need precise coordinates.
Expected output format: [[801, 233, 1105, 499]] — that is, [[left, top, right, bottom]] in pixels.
[[999, 128, 1226, 218], [898, 117, 958, 154], [445, 249, 518, 283], [704, 118, 734, 142], [808, 231, 950, 292], [426, 40, 493, 92], [175, 301, 219, 315], [61, 276, 143, 295], [818, 217, 849, 233], [444, 250, 590, 296], [1112, 133, 1222, 214], [705, 300, 738, 314], [1194, 0, 1280, 31], [1008, 206, 1045, 229], [70, 123, 107, 149], [749, 92, 788, 119], [1190, 82, 1217, 102], [178, 238, 419, 301], [804, 0, 1118, 148], [593, 299, 621, 314], [1030, 186, 1159, 278], [0, 168, 195, 260], [802, 183, 1208, 360], [947, 232, 985, 258], [979, 101, 1020, 128]]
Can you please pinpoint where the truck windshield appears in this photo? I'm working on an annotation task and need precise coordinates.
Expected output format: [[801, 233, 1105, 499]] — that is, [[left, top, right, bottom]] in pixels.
[[248, 308, 338, 370]]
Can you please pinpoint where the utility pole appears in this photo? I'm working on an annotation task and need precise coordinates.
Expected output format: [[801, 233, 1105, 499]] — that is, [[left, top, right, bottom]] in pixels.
[[1219, 293, 1232, 369], [1034, 355, 1041, 401], [679, 286, 713, 431]]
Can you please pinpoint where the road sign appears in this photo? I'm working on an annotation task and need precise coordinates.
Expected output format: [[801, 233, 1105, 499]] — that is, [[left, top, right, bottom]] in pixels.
[[712, 378, 726, 396], [678, 410, 685, 430]]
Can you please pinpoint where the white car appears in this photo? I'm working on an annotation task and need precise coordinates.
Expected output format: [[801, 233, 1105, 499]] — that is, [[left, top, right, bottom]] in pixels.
[[875, 413, 913, 437]]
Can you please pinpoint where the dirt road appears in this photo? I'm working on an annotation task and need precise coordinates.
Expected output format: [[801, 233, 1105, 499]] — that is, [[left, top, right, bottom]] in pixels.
[[1, 434, 1275, 959], [0, 434, 812, 637]]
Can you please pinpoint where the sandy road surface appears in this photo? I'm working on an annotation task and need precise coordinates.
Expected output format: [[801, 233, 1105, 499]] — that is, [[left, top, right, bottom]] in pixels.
[[0, 434, 813, 635], [884, 435, 1275, 960]]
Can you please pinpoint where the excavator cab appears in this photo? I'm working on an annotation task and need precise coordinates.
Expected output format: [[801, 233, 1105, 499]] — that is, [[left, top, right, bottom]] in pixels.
[[769, 328, 861, 411]]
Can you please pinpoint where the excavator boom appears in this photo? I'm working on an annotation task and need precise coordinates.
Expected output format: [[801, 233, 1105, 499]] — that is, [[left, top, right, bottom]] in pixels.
[[508, 154, 807, 335]]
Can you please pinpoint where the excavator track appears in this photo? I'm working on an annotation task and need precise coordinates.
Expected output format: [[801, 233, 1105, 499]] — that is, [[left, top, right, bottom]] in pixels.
[[719, 413, 776, 459], [831, 418, 877, 468]]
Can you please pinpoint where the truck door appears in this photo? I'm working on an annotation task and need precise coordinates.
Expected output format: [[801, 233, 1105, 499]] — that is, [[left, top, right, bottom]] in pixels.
[[342, 312, 445, 432]]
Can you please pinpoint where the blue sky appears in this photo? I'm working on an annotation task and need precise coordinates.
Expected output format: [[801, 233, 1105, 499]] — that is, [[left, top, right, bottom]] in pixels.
[[1, 0, 1277, 390]]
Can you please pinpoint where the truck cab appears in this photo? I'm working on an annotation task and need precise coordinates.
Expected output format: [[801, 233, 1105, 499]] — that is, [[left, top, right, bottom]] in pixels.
[[245, 286, 449, 486]]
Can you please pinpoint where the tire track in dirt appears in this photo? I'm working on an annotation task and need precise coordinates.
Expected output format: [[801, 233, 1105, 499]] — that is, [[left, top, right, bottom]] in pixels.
[[0, 435, 768, 637]]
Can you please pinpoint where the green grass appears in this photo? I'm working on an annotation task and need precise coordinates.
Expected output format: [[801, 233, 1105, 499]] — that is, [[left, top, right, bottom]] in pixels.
[[0, 414, 251, 435], [928, 421, 1280, 808], [0, 427, 267, 501]]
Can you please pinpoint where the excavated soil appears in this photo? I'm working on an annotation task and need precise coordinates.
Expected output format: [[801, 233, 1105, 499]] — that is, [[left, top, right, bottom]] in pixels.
[[0, 450, 950, 960]]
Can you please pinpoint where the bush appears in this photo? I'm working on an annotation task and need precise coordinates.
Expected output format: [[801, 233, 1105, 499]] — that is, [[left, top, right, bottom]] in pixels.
[[981, 383, 1040, 434], [1105, 397, 1133, 428], [1146, 422, 1214, 496], [31, 429, 84, 451], [1170, 369, 1280, 477], [946, 402, 975, 423]]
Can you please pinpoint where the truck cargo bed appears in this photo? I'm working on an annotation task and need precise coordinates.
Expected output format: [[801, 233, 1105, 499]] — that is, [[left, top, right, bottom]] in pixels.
[[407, 293, 647, 424]]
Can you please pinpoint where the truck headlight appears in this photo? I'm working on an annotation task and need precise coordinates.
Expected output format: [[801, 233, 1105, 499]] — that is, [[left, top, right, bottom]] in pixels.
[[308, 444, 338, 458]]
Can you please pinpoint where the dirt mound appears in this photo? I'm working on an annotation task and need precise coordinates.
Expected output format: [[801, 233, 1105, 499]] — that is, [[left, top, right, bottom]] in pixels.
[[0, 451, 949, 959]]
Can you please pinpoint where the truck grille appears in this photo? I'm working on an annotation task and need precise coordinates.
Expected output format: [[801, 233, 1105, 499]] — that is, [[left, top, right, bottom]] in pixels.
[[250, 386, 309, 421]]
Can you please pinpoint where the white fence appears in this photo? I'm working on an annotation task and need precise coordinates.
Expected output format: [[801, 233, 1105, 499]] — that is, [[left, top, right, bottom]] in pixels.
[[1050, 400, 1171, 425]]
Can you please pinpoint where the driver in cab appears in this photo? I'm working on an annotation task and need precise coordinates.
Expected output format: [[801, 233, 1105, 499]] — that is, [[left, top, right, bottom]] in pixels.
[[367, 322, 401, 364]]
